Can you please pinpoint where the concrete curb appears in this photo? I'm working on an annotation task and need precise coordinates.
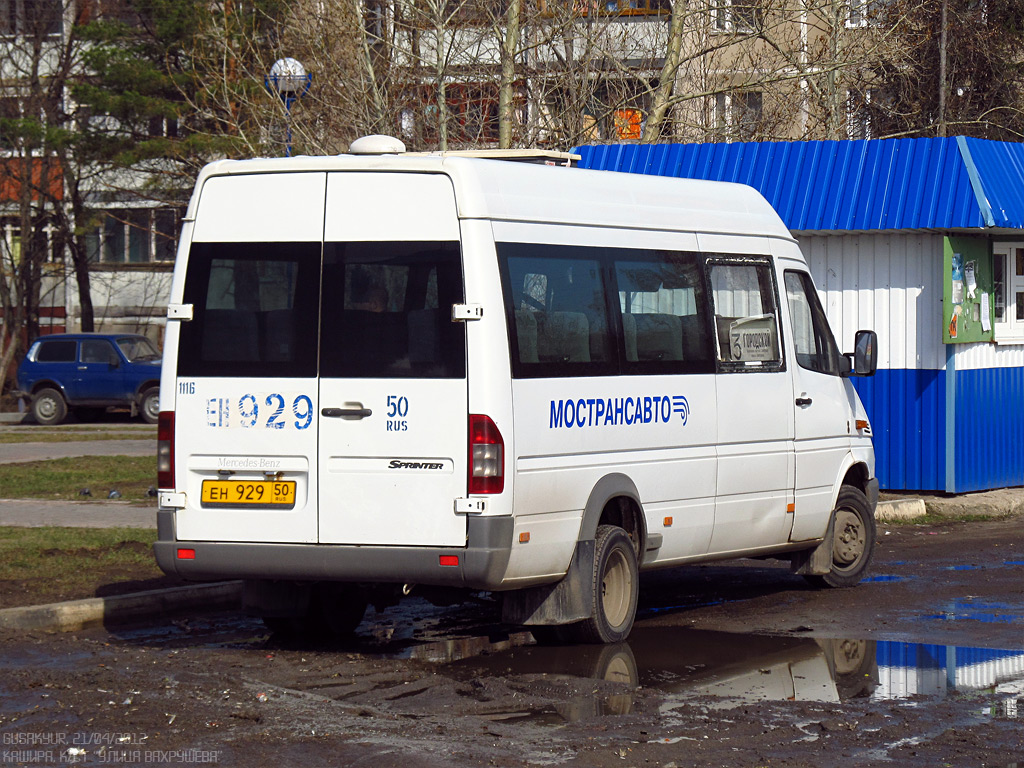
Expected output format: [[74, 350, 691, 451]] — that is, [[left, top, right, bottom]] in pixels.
[[0, 581, 242, 633], [876, 498, 927, 521]]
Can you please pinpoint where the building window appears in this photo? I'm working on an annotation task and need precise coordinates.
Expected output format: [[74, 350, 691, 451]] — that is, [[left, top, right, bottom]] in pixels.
[[715, 0, 763, 31], [0, 0, 62, 37], [846, 89, 872, 140], [147, 116, 178, 138], [992, 244, 1024, 342], [539, 0, 668, 15], [85, 208, 182, 264], [0, 217, 61, 263], [0, 96, 19, 151], [715, 90, 762, 141], [408, 84, 501, 145], [847, 0, 885, 27]]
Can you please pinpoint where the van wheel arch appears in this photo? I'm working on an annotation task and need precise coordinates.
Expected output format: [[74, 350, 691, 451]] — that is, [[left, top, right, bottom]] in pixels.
[[840, 463, 871, 500], [581, 474, 647, 564]]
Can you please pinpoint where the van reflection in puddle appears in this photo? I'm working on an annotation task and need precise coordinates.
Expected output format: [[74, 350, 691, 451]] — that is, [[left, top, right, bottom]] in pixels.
[[444, 628, 878, 721], [441, 627, 1024, 722]]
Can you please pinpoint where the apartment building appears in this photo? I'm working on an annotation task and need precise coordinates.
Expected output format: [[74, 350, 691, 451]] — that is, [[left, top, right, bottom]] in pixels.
[[0, 0, 184, 345]]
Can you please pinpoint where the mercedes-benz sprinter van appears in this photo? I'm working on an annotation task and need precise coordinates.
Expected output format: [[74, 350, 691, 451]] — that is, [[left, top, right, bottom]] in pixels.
[[155, 135, 879, 644]]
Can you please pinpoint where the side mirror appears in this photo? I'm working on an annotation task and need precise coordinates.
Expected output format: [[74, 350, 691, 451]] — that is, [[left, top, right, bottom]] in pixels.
[[843, 330, 877, 377]]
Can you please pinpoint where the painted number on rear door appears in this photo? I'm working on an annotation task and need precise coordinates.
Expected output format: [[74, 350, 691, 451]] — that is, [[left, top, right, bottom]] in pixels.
[[387, 394, 408, 432], [206, 394, 313, 430]]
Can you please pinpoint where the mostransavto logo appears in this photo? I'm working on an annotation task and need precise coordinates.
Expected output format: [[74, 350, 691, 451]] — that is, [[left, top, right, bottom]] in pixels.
[[549, 394, 689, 429]]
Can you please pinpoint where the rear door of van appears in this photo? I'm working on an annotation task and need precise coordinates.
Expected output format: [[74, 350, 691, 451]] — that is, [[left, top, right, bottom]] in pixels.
[[173, 172, 325, 544], [317, 172, 468, 547]]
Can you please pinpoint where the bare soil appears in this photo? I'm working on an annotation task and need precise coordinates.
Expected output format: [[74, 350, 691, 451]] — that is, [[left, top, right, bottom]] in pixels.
[[0, 539, 185, 609], [2, 518, 1024, 766]]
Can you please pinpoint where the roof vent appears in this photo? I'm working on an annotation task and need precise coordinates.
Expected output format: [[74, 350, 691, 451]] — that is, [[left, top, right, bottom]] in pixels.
[[348, 135, 407, 155]]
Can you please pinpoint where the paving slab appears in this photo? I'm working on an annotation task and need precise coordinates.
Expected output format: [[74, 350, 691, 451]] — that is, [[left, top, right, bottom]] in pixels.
[[0, 499, 156, 528], [0, 439, 154, 464]]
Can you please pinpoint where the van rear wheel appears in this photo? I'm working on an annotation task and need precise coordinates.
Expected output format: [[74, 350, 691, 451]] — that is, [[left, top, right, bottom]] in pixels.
[[314, 584, 368, 636], [804, 486, 876, 589], [564, 525, 638, 644]]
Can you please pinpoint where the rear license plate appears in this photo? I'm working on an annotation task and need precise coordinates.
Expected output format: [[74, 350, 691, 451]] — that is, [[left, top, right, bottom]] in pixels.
[[201, 480, 296, 508]]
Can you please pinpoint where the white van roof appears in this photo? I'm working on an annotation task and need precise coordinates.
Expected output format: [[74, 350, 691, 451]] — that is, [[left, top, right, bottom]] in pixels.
[[189, 153, 794, 242]]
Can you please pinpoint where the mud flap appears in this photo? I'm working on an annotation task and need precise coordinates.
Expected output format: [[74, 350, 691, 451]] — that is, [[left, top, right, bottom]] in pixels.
[[791, 514, 835, 576], [501, 540, 595, 626]]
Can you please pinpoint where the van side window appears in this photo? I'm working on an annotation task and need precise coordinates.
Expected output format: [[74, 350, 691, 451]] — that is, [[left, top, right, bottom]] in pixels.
[[784, 270, 841, 376], [499, 243, 615, 378], [178, 243, 321, 378], [614, 251, 713, 373], [320, 242, 465, 379], [708, 259, 784, 371]]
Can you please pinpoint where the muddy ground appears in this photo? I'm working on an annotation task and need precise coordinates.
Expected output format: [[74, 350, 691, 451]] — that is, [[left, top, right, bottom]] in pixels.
[[2, 519, 1024, 767]]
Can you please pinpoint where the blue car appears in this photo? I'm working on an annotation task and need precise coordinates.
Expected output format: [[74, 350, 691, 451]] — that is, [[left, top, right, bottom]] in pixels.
[[15, 333, 162, 425]]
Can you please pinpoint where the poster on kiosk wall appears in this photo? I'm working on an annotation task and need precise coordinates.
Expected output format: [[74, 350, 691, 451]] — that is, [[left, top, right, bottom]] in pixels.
[[943, 236, 995, 345]]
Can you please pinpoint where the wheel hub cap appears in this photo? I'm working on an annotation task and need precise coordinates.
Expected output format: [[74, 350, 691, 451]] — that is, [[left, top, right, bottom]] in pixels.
[[833, 509, 865, 567]]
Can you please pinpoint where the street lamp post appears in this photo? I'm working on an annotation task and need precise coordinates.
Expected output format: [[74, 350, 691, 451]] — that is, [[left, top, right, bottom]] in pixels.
[[265, 58, 312, 157]]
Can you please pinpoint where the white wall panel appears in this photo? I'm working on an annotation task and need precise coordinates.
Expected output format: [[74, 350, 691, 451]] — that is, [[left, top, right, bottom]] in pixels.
[[797, 233, 945, 371], [955, 341, 1024, 370]]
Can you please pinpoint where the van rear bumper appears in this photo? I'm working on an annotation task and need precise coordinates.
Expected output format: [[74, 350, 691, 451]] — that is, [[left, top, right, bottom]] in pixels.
[[153, 512, 514, 591]]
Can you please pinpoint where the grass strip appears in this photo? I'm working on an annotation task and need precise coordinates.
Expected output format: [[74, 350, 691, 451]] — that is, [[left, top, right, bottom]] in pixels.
[[0, 455, 156, 501], [0, 526, 163, 609]]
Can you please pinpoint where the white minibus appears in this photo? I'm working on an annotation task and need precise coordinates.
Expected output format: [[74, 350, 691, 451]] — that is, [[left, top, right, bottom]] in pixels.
[[155, 135, 879, 644]]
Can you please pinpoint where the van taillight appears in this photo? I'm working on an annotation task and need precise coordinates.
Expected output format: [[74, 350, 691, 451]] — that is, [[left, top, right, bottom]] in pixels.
[[157, 411, 174, 489], [469, 414, 503, 494]]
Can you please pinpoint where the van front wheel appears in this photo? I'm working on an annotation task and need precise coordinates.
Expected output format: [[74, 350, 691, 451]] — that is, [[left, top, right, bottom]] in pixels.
[[805, 486, 876, 589], [567, 525, 639, 644]]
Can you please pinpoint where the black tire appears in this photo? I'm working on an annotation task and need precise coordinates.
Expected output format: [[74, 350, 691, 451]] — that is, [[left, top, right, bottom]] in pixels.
[[139, 388, 160, 424], [804, 486, 876, 589], [263, 586, 367, 638], [262, 615, 301, 636], [315, 584, 368, 636], [564, 525, 639, 644], [32, 387, 67, 426]]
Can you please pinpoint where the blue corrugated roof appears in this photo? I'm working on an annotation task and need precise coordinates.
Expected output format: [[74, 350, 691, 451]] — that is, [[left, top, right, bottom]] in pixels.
[[573, 137, 1024, 232]]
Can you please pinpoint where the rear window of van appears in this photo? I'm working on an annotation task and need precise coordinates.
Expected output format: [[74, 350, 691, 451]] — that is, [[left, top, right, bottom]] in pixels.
[[178, 243, 321, 378]]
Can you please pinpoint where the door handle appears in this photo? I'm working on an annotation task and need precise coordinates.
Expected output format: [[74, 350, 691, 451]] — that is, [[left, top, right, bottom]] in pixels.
[[322, 406, 372, 419], [795, 397, 813, 407]]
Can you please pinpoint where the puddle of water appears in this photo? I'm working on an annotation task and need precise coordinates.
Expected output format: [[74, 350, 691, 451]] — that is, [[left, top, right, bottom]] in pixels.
[[922, 598, 1024, 625], [437, 627, 1024, 723], [861, 574, 910, 583], [944, 564, 982, 571]]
